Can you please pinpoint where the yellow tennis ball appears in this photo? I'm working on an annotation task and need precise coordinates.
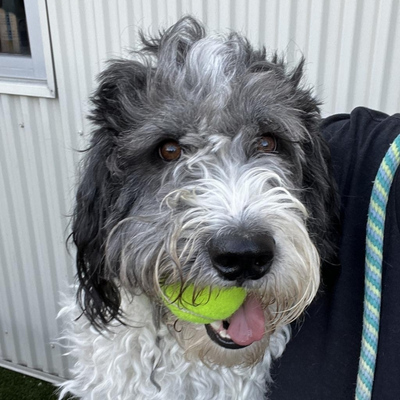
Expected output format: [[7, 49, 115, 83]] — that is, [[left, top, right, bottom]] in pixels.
[[161, 284, 246, 324]]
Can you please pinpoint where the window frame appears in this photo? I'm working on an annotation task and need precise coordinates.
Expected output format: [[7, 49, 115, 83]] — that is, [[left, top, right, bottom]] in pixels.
[[0, 0, 56, 98]]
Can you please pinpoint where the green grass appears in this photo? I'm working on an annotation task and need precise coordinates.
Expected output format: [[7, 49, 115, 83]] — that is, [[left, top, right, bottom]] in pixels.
[[0, 367, 64, 400]]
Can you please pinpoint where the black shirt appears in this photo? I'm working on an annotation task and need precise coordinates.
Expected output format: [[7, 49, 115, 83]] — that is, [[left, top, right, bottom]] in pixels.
[[270, 107, 400, 399]]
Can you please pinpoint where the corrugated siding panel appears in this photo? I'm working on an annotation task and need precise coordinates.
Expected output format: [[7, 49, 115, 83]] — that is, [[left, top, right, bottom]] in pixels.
[[0, 94, 74, 379], [0, 0, 399, 381]]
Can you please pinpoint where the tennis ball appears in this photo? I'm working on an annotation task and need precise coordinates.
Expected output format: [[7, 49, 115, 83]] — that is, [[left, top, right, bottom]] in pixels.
[[161, 283, 246, 324]]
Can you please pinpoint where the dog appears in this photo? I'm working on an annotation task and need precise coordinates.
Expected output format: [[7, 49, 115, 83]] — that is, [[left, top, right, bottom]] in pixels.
[[59, 16, 339, 399]]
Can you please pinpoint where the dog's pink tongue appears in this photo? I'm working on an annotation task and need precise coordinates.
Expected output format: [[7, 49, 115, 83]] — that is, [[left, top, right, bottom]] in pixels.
[[227, 296, 265, 346]]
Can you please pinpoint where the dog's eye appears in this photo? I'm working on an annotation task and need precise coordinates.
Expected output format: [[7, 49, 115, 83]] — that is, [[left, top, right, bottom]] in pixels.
[[257, 135, 277, 153], [159, 140, 182, 161]]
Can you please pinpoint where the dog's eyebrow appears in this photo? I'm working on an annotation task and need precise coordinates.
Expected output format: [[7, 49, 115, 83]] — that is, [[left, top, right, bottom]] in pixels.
[[117, 125, 184, 155], [258, 119, 281, 132]]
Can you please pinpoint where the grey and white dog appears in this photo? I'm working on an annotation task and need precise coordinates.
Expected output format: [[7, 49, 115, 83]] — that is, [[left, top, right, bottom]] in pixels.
[[60, 17, 338, 400]]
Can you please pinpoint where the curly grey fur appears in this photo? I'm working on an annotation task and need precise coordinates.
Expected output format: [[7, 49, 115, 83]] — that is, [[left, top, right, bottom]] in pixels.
[[72, 16, 338, 336]]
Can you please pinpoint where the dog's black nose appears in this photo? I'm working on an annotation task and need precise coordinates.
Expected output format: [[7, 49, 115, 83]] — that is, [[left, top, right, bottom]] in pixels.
[[208, 233, 275, 282]]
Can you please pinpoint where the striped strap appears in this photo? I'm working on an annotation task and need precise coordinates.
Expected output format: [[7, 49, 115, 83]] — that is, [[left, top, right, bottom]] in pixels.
[[355, 134, 400, 400]]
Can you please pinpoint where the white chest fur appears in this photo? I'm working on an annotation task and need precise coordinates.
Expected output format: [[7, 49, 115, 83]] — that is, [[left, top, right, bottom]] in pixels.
[[59, 294, 290, 400]]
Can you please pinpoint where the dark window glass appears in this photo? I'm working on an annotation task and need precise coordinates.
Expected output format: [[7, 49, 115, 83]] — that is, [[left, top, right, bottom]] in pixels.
[[0, 0, 31, 55]]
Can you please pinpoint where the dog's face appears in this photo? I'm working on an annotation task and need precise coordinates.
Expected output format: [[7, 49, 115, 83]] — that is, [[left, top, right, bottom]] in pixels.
[[72, 17, 338, 367]]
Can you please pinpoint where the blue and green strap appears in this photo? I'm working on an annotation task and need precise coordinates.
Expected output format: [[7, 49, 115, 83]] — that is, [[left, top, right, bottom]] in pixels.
[[355, 134, 400, 400]]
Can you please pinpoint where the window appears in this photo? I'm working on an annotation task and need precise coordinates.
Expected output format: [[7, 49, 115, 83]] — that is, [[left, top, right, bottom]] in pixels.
[[0, 0, 55, 98]]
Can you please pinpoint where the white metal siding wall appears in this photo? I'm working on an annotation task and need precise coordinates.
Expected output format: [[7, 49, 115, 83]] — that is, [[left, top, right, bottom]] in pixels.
[[0, 0, 399, 381]]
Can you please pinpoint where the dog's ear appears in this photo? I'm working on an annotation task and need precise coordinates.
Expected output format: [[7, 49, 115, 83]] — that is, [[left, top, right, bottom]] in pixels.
[[72, 60, 148, 328], [89, 59, 149, 136], [286, 60, 340, 280], [302, 133, 341, 288], [301, 128, 340, 265], [73, 146, 121, 328]]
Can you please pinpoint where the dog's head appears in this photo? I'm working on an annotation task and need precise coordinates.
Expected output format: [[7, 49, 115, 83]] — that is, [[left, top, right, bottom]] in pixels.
[[72, 17, 338, 366]]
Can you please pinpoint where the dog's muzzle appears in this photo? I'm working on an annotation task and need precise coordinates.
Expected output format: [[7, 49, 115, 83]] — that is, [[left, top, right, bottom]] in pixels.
[[208, 233, 275, 282]]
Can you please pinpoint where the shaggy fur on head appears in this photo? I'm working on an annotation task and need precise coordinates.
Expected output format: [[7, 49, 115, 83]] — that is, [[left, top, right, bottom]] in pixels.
[[60, 16, 339, 400]]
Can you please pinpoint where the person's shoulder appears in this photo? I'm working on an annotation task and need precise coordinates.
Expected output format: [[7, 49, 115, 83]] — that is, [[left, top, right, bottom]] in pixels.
[[321, 107, 400, 191], [322, 106, 400, 144]]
